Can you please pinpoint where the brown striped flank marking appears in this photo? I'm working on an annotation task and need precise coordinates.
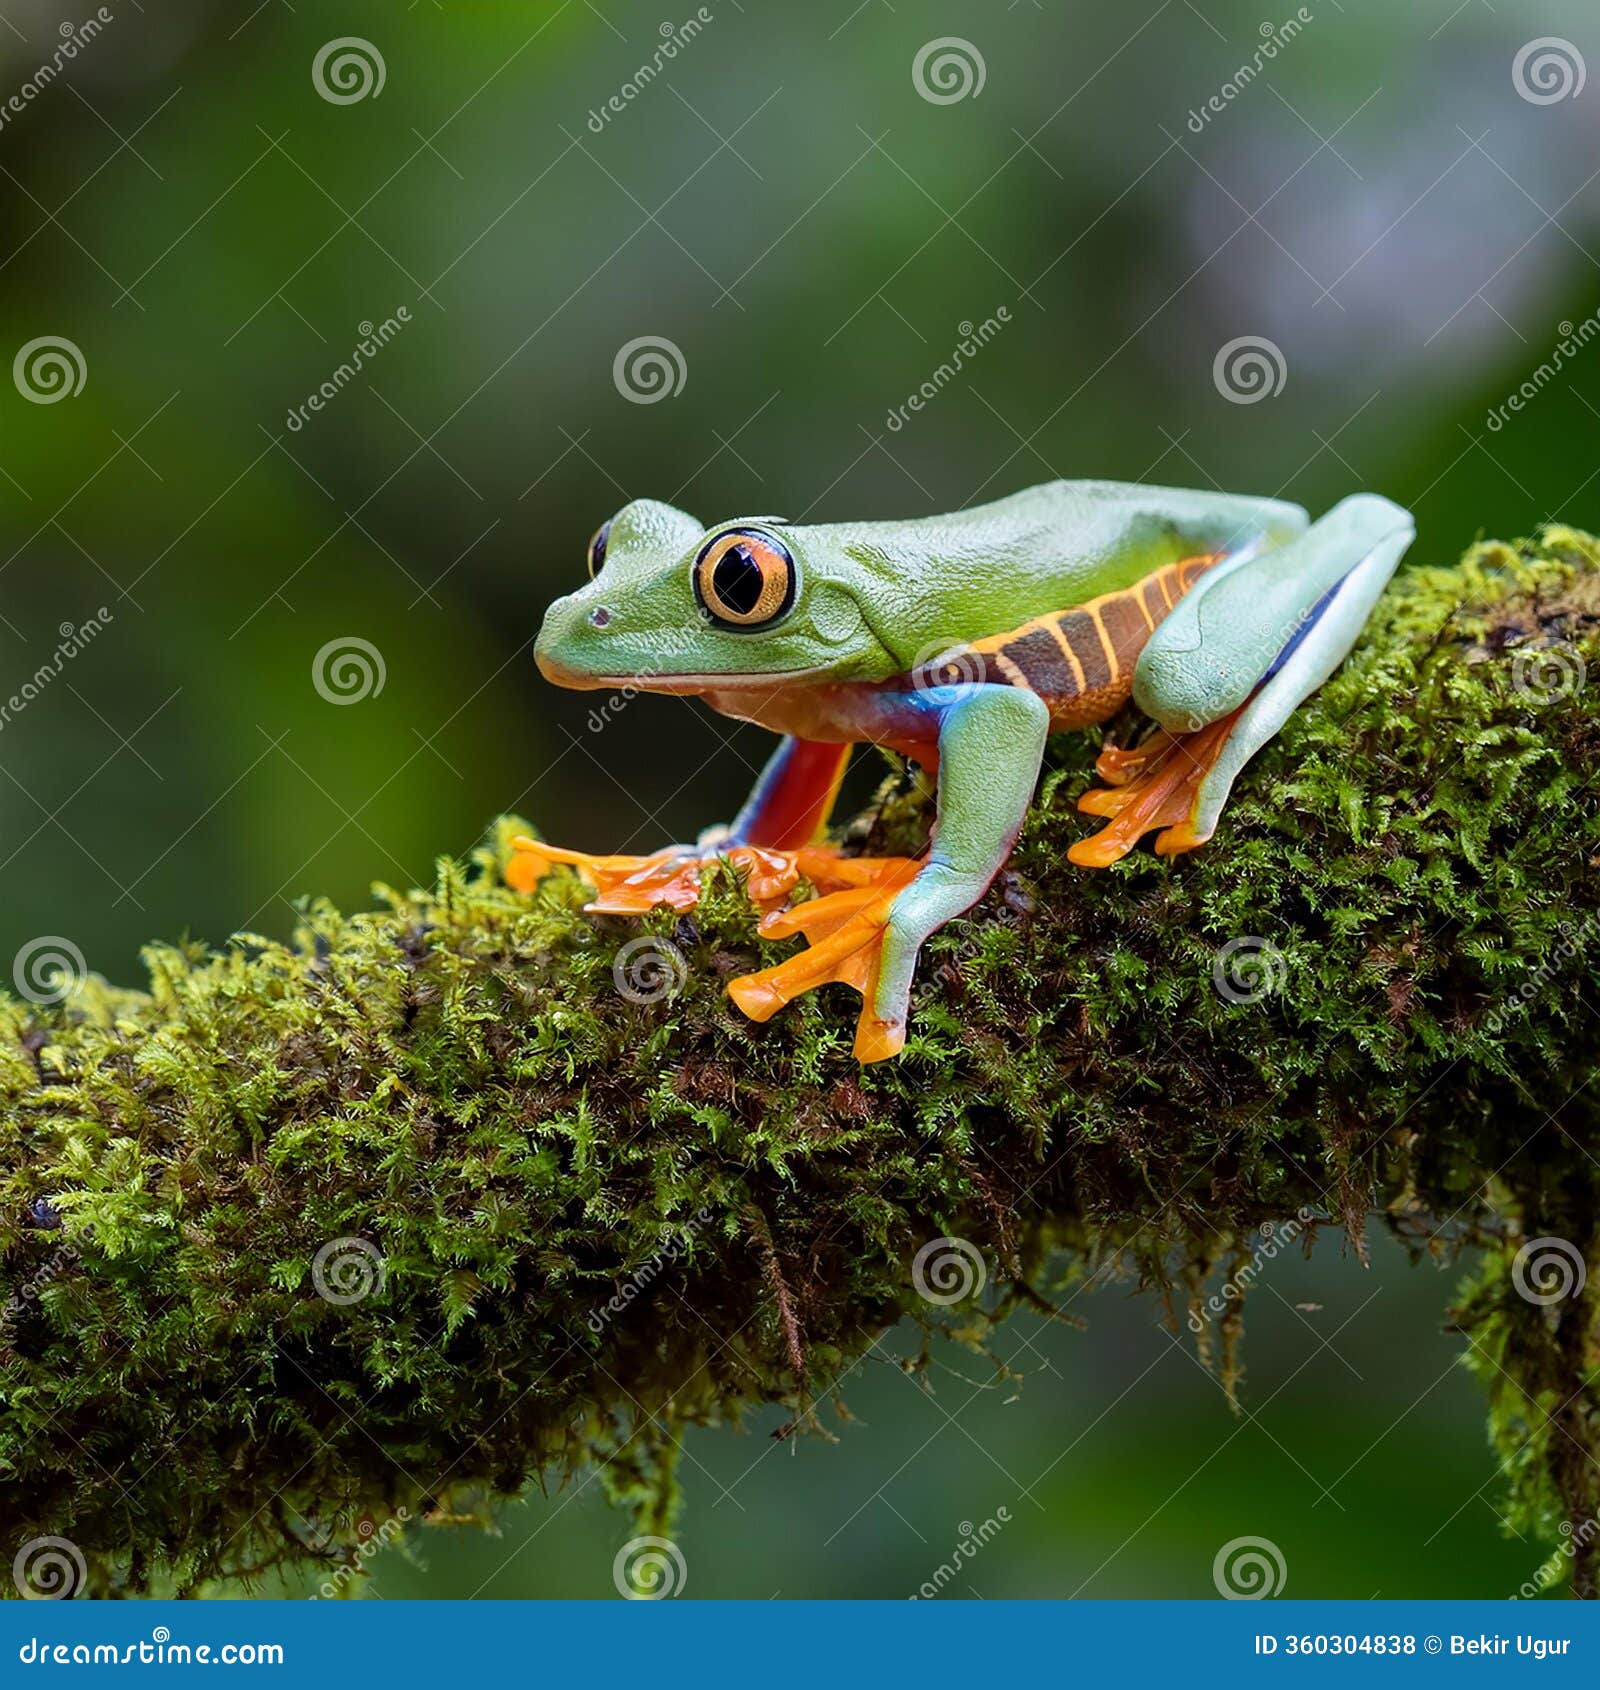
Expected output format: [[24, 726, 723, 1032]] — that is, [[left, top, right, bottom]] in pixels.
[[895, 553, 1221, 729]]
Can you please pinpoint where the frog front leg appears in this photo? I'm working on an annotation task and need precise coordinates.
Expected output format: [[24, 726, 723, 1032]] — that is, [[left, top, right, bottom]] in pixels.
[[730, 685, 1048, 1061], [511, 735, 853, 910], [1071, 494, 1416, 865], [723, 736, 852, 849]]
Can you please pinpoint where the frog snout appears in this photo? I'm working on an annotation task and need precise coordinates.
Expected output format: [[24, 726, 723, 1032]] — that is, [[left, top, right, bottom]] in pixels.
[[535, 591, 612, 689]]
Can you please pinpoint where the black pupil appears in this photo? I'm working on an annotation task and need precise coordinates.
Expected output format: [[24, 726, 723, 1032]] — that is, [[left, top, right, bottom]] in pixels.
[[590, 522, 610, 573], [712, 543, 766, 616]]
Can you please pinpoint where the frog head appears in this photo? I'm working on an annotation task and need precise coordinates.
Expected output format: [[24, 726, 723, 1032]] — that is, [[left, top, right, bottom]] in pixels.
[[535, 499, 891, 693]]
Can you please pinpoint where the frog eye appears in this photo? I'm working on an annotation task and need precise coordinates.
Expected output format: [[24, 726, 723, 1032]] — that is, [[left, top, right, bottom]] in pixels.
[[586, 519, 612, 580], [692, 528, 796, 630]]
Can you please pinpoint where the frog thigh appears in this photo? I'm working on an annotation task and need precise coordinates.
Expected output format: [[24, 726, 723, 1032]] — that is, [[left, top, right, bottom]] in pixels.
[[1068, 496, 1414, 866], [1179, 502, 1414, 844], [1131, 494, 1415, 734]]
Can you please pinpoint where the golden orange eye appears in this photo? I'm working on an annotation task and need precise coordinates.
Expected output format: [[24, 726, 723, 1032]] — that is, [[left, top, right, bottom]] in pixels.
[[587, 519, 612, 579], [692, 529, 796, 629]]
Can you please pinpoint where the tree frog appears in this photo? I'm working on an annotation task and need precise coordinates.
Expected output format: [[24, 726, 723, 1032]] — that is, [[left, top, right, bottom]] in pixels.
[[528, 480, 1414, 1061]]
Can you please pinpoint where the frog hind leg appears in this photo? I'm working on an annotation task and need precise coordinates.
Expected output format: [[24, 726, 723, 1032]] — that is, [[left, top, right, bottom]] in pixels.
[[730, 684, 1048, 1061], [1070, 494, 1416, 867]]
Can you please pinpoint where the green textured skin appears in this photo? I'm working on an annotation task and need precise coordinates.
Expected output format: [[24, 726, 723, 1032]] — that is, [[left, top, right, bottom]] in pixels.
[[535, 479, 1309, 696], [535, 481, 1416, 1045]]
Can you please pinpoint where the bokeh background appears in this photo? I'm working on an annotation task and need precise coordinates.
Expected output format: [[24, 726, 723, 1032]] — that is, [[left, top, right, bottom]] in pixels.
[[0, 0, 1595, 1599]]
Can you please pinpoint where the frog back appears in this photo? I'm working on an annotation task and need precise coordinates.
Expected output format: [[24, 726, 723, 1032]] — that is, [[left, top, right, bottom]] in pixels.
[[805, 480, 1303, 725]]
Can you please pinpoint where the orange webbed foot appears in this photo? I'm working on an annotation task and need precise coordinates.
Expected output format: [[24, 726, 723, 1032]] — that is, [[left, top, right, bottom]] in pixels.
[[1067, 708, 1244, 868], [727, 857, 922, 1061], [510, 833, 925, 1060], [509, 835, 813, 915]]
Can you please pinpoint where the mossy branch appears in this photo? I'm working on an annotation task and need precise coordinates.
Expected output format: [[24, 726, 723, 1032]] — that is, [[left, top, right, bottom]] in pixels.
[[3, 529, 1599, 1598]]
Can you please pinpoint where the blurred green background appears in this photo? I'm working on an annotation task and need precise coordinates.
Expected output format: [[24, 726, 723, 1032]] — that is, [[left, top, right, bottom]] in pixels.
[[0, 0, 1594, 1598]]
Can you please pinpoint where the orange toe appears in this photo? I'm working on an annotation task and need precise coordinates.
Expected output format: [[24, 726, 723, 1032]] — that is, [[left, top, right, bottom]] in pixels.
[[728, 857, 921, 1059], [1069, 707, 1243, 868], [512, 829, 925, 1059], [508, 836, 812, 916]]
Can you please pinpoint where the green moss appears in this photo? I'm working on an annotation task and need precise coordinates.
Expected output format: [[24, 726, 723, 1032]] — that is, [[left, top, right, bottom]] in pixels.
[[2, 528, 1599, 1597]]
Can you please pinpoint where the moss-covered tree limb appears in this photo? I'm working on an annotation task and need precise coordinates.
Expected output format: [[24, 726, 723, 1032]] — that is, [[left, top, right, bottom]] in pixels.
[[3, 529, 1599, 1598]]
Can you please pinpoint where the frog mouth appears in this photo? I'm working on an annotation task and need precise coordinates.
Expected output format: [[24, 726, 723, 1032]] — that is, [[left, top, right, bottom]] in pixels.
[[538, 657, 839, 694]]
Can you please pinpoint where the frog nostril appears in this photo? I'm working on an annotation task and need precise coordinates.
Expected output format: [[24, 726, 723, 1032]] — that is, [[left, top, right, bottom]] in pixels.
[[588, 607, 611, 629]]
